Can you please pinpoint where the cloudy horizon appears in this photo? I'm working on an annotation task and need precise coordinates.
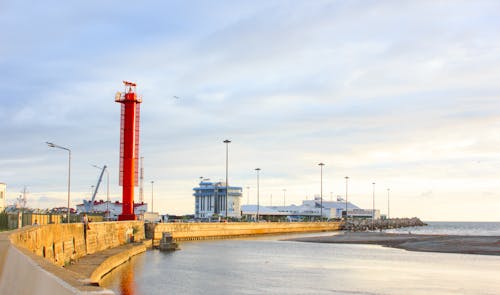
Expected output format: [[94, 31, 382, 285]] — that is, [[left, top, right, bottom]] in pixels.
[[1, 1, 499, 221]]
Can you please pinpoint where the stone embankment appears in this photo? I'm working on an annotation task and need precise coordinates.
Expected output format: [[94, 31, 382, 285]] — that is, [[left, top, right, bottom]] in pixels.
[[147, 221, 342, 246], [342, 217, 426, 231], [65, 240, 152, 284], [1, 221, 342, 294], [0, 221, 145, 294]]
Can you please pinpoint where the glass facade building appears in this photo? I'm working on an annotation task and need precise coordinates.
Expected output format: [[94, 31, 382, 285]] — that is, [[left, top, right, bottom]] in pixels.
[[193, 181, 243, 218]]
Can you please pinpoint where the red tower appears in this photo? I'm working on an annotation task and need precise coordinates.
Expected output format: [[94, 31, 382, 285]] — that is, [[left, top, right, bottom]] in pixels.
[[115, 81, 141, 221]]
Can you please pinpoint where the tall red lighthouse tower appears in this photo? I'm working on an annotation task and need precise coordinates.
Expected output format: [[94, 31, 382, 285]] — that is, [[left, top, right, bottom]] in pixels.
[[115, 81, 141, 221]]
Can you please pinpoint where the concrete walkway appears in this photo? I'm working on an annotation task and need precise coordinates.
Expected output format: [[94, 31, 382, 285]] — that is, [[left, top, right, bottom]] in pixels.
[[65, 240, 151, 285]]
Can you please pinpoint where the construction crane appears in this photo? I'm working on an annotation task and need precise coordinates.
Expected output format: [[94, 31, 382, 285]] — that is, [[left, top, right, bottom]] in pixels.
[[83, 165, 107, 212]]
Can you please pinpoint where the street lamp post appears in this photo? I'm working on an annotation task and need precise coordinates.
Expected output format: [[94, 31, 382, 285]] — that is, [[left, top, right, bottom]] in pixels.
[[387, 188, 390, 220], [282, 189, 286, 207], [255, 168, 261, 221], [372, 182, 376, 230], [246, 186, 250, 205], [318, 163, 325, 221], [345, 176, 349, 220], [151, 181, 154, 213], [46, 142, 71, 223], [223, 139, 231, 219]]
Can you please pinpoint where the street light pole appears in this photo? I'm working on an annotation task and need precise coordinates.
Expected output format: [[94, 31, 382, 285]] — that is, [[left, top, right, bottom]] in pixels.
[[282, 189, 286, 207], [345, 176, 349, 220], [46, 142, 71, 223], [151, 181, 154, 213], [223, 139, 231, 219], [318, 163, 325, 221], [387, 188, 390, 220], [107, 169, 109, 218], [246, 186, 250, 205], [372, 182, 376, 230], [255, 168, 261, 221]]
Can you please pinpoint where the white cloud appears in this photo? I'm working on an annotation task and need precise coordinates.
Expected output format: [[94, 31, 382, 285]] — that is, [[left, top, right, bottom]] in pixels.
[[1, 1, 500, 220]]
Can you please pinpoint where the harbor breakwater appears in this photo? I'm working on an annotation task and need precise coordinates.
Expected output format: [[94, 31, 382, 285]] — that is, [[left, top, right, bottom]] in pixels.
[[1, 219, 423, 294], [147, 221, 343, 246], [342, 217, 426, 231], [0, 221, 342, 294], [0, 221, 144, 294]]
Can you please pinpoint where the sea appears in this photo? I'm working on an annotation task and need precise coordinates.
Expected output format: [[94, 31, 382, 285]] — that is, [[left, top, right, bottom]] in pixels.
[[100, 222, 500, 295]]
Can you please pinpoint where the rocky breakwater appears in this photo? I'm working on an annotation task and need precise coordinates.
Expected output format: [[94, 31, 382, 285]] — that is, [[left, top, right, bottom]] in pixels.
[[342, 217, 426, 231]]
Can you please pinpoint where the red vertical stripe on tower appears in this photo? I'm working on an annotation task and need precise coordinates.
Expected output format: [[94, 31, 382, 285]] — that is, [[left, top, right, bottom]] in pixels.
[[119, 103, 125, 186], [134, 104, 140, 186]]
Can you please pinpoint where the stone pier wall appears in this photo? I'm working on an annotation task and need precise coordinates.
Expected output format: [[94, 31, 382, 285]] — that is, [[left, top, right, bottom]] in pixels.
[[0, 221, 145, 294], [148, 222, 342, 245], [0, 221, 144, 295], [9, 221, 144, 267]]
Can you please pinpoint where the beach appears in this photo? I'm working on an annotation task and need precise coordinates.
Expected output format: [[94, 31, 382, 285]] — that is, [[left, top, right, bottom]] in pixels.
[[287, 232, 500, 256]]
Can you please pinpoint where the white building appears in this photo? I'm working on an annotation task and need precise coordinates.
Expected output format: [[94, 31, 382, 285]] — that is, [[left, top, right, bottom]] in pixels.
[[193, 180, 243, 219], [0, 183, 5, 212], [76, 200, 147, 220], [242, 196, 380, 220]]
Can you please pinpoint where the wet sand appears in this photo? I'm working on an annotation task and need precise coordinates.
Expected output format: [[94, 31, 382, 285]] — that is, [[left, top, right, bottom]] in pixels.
[[287, 232, 500, 256]]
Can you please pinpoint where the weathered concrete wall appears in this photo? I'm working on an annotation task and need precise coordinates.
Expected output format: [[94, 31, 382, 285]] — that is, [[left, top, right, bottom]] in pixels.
[[0, 228, 114, 294], [89, 241, 151, 284], [149, 222, 341, 245], [10, 221, 144, 267], [0, 221, 145, 294]]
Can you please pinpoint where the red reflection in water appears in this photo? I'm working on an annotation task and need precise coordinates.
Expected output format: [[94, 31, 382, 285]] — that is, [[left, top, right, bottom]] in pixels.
[[119, 265, 136, 295]]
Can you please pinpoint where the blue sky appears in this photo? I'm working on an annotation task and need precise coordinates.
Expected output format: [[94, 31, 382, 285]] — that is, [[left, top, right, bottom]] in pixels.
[[1, 1, 499, 221]]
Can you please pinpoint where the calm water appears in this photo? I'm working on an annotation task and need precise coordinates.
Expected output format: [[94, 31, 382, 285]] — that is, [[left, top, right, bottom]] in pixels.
[[385, 221, 500, 236], [101, 223, 500, 295]]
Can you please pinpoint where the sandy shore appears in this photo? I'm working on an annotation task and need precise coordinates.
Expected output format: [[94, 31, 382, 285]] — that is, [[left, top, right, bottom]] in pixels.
[[286, 232, 500, 256]]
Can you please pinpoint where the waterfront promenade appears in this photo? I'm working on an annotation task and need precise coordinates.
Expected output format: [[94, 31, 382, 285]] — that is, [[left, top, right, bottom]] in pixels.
[[3, 219, 499, 294], [0, 221, 343, 294]]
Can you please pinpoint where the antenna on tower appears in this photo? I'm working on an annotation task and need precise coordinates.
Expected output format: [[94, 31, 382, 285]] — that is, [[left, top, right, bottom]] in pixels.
[[139, 157, 144, 203], [17, 186, 28, 211]]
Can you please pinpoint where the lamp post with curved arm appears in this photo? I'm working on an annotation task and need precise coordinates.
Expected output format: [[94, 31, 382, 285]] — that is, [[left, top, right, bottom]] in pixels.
[[255, 168, 261, 221], [318, 163, 325, 220], [223, 139, 231, 218], [46, 142, 71, 223]]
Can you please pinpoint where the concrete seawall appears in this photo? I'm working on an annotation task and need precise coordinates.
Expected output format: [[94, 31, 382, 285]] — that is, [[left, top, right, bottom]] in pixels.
[[1, 221, 341, 294], [10, 221, 144, 266], [0, 221, 145, 294], [148, 222, 342, 245]]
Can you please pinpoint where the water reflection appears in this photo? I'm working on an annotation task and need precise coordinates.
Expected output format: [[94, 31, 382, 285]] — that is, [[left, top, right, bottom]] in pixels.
[[119, 265, 134, 295], [101, 233, 500, 295], [100, 248, 146, 294]]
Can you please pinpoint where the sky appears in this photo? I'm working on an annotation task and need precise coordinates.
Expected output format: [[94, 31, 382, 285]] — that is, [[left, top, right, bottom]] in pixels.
[[1, 0, 499, 221]]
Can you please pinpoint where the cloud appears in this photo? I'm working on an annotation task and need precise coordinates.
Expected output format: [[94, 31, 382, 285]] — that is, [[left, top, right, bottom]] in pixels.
[[1, 1, 500, 220]]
